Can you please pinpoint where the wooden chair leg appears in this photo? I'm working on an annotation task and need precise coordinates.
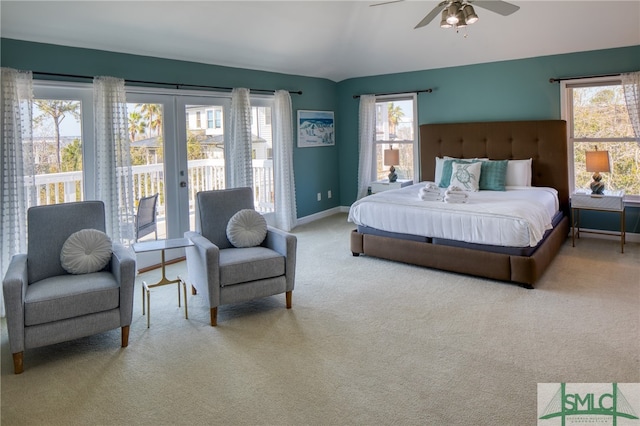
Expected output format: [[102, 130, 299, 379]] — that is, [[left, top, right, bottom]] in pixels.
[[286, 291, 292, 309], [191, 285, 197, 295], [13, 352, 24, 374], [121, 325, 130, 348], [210, 307, 218, 326]]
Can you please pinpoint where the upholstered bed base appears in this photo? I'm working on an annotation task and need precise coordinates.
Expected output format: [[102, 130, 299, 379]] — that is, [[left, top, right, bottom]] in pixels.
[[350, 120, 570, 288]]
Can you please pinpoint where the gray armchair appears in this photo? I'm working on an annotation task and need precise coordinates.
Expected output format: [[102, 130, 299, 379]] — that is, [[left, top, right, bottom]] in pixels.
[[185, 188, 296, 326], [2, 201, 136, 374]]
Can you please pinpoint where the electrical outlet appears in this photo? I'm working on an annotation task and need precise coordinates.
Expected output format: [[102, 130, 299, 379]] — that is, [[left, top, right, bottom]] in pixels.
[[328, 190, 332, 199], [317, 192, 321, 201]]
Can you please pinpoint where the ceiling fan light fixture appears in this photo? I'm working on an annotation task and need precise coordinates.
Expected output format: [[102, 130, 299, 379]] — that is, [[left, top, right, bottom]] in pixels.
[[440, 9, 453, 28], [454, 10, 467, 27], [446, 2, 461, 25], [461, 4, 478, 24]]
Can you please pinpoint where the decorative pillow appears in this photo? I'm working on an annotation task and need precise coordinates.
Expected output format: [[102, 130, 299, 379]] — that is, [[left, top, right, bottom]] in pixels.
[[450, 161, 482, 192], [479, 160, 508, 191], [434, 156, 456, 185], [506, 158, 532, 187], [60, 229, 112, 275], [226, 209, 267, 248], [439, 159, 477, 188]]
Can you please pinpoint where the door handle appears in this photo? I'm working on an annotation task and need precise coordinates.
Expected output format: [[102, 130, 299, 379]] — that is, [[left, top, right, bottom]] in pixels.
[[180, 181, 187, 188]]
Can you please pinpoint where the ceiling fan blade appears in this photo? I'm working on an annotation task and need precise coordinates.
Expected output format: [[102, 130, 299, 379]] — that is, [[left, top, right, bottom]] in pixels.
[[472, 1, 520, 16], [414, 1, 448, 29], [370, 0, 404, 6]]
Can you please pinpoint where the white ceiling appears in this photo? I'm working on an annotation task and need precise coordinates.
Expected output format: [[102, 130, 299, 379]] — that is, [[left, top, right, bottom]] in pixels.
[[2, 1, 639, 82]]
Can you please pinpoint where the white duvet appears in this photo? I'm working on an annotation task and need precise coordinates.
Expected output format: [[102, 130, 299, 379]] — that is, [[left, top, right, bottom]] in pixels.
[[348, 183, 559, 247]]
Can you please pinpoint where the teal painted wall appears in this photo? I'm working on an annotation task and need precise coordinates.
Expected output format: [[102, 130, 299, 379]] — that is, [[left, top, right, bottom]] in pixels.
[[0, 38, 340, 218], [2, 38, 639, 232], [337, 46, 640, 233]]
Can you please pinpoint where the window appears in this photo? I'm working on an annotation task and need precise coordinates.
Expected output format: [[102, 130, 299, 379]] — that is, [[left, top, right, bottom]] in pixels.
[[215, 110, 222, 128], [207, 110, 214, 129], [374, 94, 418, 181], [32, 84, 91, 206], [563, 78, 639, 196], [195, 111, 201, 128]]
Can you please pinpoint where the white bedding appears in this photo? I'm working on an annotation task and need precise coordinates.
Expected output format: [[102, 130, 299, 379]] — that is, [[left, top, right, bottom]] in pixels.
[[348, 183, 560, 247]]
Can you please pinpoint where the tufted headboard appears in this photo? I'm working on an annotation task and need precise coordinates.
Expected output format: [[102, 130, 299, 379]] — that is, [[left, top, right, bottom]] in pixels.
[[420, 120, 569, 214]]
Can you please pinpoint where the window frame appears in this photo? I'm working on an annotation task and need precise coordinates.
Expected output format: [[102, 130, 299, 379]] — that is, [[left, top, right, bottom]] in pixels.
[[372, 93, 419, 182], [560, 76, 638, 196]]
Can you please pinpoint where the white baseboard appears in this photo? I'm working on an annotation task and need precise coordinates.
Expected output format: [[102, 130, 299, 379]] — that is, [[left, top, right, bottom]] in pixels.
[[296, 206, 350, 227]]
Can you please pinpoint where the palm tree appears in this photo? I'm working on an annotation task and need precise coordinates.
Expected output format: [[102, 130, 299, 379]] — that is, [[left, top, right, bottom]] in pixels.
[[128, 111, 147, 141], [138, 103, 162, 137], [33, 100, 81, 171], [387, 103, 404, 140]]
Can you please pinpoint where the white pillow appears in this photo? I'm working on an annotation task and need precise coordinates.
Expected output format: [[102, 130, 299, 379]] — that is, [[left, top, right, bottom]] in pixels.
[[450, 161, 482, 192], [226, 209, 267, 248], [61, 229, 112, 275], [506, 158, 532, 186]]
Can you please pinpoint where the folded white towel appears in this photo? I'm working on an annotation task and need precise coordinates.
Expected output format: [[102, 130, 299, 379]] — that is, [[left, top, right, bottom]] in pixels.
[[444, 196, 468, 204], [419, 193, 443, 201], [444, 191, 468, 199], [423, 181, 439, 191], [446, 185, 465, 193]]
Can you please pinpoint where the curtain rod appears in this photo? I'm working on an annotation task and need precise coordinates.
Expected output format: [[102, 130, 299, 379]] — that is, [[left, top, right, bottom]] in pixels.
[[549, 73, 621, 83], [353, 88, 433, 99], [32, 71, 303, 95]]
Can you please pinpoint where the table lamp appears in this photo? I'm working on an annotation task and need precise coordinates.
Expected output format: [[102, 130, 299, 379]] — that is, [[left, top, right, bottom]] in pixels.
[[384, 147, 400, 183], [585, 147, 610, 195]]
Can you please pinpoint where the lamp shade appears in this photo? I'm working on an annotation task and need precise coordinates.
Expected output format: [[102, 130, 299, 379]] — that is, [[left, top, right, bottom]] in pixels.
[[383, 148, 400, 166], [585, 150, 611, 173]]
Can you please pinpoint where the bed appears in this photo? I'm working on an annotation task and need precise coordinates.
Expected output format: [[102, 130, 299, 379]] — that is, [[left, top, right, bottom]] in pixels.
[[349, 120, 570, 288]]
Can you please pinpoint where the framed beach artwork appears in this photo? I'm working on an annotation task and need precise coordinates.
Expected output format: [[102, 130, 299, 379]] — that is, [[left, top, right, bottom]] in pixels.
[[297, 110, 335, 147]]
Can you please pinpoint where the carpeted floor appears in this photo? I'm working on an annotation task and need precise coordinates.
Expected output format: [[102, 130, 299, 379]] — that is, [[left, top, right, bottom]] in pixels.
[[2, 213, 639, 425]]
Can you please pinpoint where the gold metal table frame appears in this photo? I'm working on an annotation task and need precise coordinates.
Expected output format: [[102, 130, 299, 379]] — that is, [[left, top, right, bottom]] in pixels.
[[132, 238, 194, 328]]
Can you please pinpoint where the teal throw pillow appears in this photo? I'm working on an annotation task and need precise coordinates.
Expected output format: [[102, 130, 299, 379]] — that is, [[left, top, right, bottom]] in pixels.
[[479, 160, 508, 191]]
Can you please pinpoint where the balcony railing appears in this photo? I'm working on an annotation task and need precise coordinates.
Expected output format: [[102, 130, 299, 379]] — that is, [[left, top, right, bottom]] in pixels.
[[31, 159, 274, 238]]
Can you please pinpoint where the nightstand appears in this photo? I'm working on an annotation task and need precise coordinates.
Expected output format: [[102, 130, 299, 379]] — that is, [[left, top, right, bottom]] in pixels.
[[571, 190, 625, 253], [370, 179, 413, 194]]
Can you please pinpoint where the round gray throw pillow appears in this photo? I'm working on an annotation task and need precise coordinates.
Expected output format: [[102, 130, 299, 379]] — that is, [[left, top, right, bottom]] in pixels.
[[60, 229, 113, 274], [226, 209, 267, 248]]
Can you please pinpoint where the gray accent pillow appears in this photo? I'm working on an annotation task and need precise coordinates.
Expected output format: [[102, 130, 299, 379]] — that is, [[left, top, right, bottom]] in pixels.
[[226, 209, 267, 248], [60, 229, 112, 274]]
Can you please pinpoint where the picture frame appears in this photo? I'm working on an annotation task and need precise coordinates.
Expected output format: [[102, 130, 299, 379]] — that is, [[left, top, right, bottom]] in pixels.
[[297, 110, 335, 148]]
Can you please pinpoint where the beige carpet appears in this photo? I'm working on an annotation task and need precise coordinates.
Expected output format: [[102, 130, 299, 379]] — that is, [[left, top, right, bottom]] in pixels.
[[2, 213, 639, 425]]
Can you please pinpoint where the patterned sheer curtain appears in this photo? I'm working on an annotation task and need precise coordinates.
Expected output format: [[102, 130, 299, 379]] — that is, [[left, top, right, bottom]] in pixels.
[[273, 90, 297, 231], [94, 76, 134, 244], [357, 95, 376, 199], [228, 88, 253, 188], [622, 71, 640, 147], [1, 68, 35, 317]]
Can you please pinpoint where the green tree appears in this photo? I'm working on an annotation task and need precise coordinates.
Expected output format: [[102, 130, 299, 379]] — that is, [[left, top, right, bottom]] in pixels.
[[387, 103, 404, 139], [61, 138, 82, 171], [128, 111, 147, 141], [138, 103, 162, 137], [33, 100, 81, 171]]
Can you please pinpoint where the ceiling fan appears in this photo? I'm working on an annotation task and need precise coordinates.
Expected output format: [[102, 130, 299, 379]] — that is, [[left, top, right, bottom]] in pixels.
[[371, 0, 520, 30]]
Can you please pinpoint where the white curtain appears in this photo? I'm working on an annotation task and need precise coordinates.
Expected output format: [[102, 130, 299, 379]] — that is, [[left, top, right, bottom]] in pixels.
[[273, 90, 297, 231], [1, 68, 35, 317], [357, 95, 376, 199], [622, 71, 640, 147], [94, 76, 134, 244], [228, 88, 253, 188]]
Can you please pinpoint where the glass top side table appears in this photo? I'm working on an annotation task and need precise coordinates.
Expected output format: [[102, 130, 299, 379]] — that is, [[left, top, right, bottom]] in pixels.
[[132, 238, 194, 328]]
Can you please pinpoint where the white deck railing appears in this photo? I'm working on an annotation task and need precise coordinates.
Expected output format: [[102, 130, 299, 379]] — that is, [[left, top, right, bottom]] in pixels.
[[31, 160, 274, 238]]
